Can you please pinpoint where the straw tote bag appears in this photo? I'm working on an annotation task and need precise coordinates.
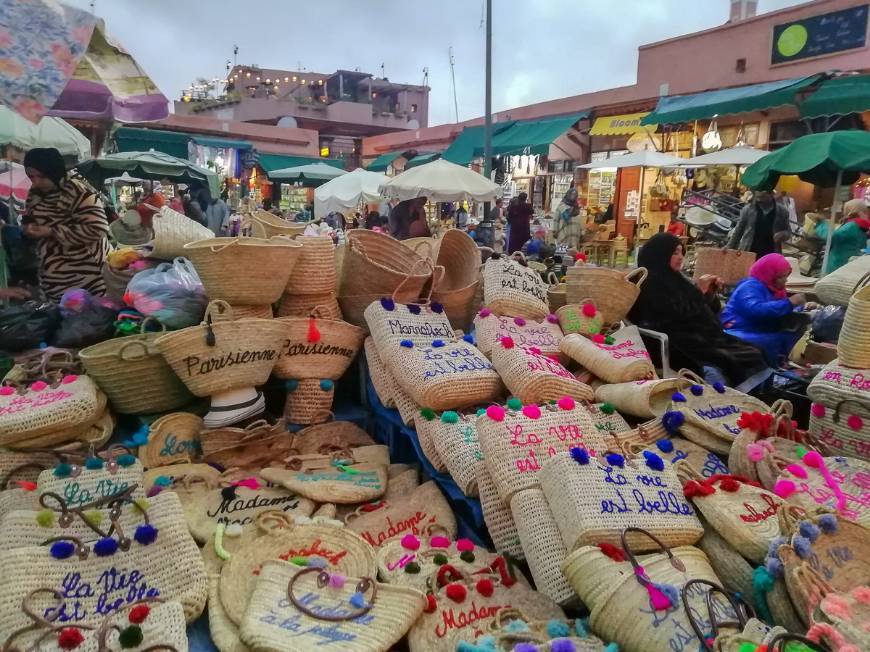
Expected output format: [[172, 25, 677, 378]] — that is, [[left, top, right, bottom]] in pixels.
[[470, 607, 610, 651], [562, 529, 725, 652], [677, 466, 784, 564], [837, 277, 870, 368], [290, 419, 375, 454], [594, 377, 682, 419], [473, 310, 563, 359], [816, 255, 870, 307], [364, 336, 396, 408], [340, 229, 432, 300], [807, 359, 870, 407], [415, 407, 459, 473], [279, 291, 342, 321], [477, 398, 604, 504], [407, 564, 564, 652], [482, 252, 550, 320], [79, 319, 193, 415], [274, 309, 365, 380], [282, 378, 335, 425], [243, 209, 307, 239], [587, 401, 632, 438], [431, 229, 483, 331], [260, 445, 390, 504], [426, 409, 484, 497], [565, 266, 647, 325], [560, 326, 656, 384], [491, 339, 595, 404], [693, 247, 756, 286], [199, 419, 291, 469], [475, 461, 525, 560], [156, 300, 287, 397], [148, 205, 214, 260], [284, 235, 336, 295], [637, 436, 731, 480], [240, 560, 425, 652], [137, 412, 203, 468], [344, 481, 457, 549], [539, 451, 703, 553], [809, 398, 870, 462], [804, 577, 870, 651], [0, 485, 208, 631], [36, 452, 145, 511]]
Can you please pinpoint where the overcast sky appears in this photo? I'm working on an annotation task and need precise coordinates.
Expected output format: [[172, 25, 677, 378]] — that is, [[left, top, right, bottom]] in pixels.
[[66, 0, 804, 127]]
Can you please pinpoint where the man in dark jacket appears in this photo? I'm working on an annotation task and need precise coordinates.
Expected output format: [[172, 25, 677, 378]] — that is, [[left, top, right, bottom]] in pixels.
[[727, 191, 791, 256]]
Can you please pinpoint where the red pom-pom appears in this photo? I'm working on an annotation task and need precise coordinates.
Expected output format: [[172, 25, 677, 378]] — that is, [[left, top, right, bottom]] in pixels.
[[574, 252, 587, 262], [581, 303, 597, 318], [307, 317, 321, 343], [58, 628, 85, 650], [598, 542, 626, 562], [683, 480, 716, 498], [15, 480, 37, 491], [557, 396, 575, 411], [445, 583, 467, 603], [592, 334, 606, 344], [501, 336, 515, 349], [475, 578, 494, 597], [719, 478, 740, 492], [424, 594, 438, 613], [128, 604, 150, 624]]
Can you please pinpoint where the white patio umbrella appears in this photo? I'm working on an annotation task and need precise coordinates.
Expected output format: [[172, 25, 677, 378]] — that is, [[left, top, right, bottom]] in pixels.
[[379, 158, 500, 202], [314, 167, 387, 218], [268, 163, 346, 182], [0, 107, 90, 160], [579, 150, 684, 169], [678, 146, 768, 167]]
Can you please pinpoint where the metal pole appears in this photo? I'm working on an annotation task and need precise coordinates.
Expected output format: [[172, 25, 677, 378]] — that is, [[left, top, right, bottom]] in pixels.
[[483, 0, 493, 221], [821, 168, 843, 277]]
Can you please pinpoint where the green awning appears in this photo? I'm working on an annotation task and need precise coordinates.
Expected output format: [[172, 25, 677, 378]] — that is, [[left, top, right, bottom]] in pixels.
[[115, 127, 191, 160], [191, 134, 251, 150], [441, 122, 515, 166], [800, 75, 870, 119], [476, 112, 590, 157], [366, 151, 403, 172], [403, 152, 441, 169], [257, 153, 344, 173], [641, 75, 823, 125]]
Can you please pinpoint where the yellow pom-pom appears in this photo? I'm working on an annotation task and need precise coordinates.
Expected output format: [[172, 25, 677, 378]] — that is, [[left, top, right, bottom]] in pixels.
[[83, 510, 103, 527], [133, 498, 150, 512], [36, 509, 55, 527]]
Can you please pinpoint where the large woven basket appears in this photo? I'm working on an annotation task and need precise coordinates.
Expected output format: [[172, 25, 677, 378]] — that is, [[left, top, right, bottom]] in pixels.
[[565, 266, 647, 325], [476, 460, 525, 560], [837, 276, 870, 368], [364, 336, 396, 407], [284, 235, 337, 294], [245, 209, 307, 238], [547, 271, 567, 312], [79, 320, 193, 414], [149, 205, 214, 260], [274, 309, 365, 380], [809, 398, 870, 461], [283, 378, 335, 425], [473, 310, 563, 358], [594, 377, 681, 418], [815, 254, 870, 307], [482, 252, 550, 319], [431, 230, 482, 330], [560, 326, 656, 383], [184, 236, 302, 304], [491, 339, 594, 404], [278, 290, 342, 320], [693, 247, 756, 285], [340, 229, 431, 299], [155, 300, 287, 396]]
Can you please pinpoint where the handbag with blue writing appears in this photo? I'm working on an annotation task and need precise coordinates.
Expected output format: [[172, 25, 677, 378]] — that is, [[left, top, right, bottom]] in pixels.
[[137, 412, 203, 468], [539, 451, 703, 553], [636, 436, 730, 480]]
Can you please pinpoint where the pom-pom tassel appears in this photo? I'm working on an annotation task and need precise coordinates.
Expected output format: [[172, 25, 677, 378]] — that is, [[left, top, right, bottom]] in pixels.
[[307, 317, 321, 343]]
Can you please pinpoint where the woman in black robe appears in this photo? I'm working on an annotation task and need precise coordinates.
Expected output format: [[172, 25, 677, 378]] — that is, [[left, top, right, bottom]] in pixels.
[[628, 232, 768, 386]]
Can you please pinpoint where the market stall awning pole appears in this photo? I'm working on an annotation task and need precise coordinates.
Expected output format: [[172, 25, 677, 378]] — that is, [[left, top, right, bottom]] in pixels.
[[483, 0, 493, 214], [821, 168, 843, 277]]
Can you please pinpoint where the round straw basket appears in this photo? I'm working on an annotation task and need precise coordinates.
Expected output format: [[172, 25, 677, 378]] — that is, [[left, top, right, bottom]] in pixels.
[[337, 293, 381, 330], [815, 255, 870, 307], [837, 276, 870, 368], [476, 460, 525, 559], [278, 291, 342, 320], [227, 303, 273, 320], [594, 378, 682, 419], [184, 236, 302, 305], [246, 209, 307, 238], [80, 320, 193, 414], [565, 266, 647, 325], [433, 280, 479, 332], [283, 378, 335, 424], [284, 235, 337, 294], [155, 300, 287, 396], [432, 229, 480, 291], [340, 229, 430, 299], [274, 309, 365, 380], [149, 205, 215, 260]]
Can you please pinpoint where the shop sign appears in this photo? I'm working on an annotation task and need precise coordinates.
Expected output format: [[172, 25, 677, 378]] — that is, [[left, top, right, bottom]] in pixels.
[[772, 4, 868, 65]]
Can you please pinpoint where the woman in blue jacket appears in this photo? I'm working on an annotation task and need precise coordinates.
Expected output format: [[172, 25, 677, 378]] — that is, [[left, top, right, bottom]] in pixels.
[[720, 253, 809, 365]]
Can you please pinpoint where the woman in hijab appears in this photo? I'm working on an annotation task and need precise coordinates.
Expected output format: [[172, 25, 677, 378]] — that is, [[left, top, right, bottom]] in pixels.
[[628, 232, 768, 387], [506, 192, 533, 254], [720, 253, 810, 365], [22, 147, 110, 301], [552, 187, 584, 249]]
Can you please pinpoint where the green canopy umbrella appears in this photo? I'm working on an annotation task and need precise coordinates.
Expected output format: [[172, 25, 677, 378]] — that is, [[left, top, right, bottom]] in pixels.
[[742, 130, 870, 275], [74, 150, 219, 196], [267, 163, 346, 184]]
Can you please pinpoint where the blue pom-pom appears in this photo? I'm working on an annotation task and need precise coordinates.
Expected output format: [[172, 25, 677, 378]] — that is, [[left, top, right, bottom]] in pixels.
[[134, 524, 158, 546], [53, 463, 72, 478], [671, 392, 687, 403], [407, 304, 421, 314], [432, 339, 445, 348], [400, 339, 414, 348], [546, 620, 570, 638], [575, 618, 590, 638], [503, 620, 530, 634], [765, 557, 783, 578], [550, 641, 575, 652], [50, 541, 75, 559], [320, 379, 334, 391], [462, 334, 475, 344], [308, 556, 328, 569], [799, 520, 820, 543], [513, 644, 537, 652], [349, 591, 367, 608], [662, 410, 684, 434], [818, 514, 838, 534], [713, 382, 726, 394], [643, 451, 665, 471], [570, 447, 590, 464], [285, 379, 299, 392], [85, 457, 104, 470], [94, 537, 119, 557], [767, 536, 786, 557], [380, 298, 395, 311], [154, 475, 172, 487], [793, 535, 812, 560], [116, 454, 136, 467], [690, 384, 704, 396], [655, 439, 674, 453], [753, 566, 774, 592], [131, 430, 149, 446], [604, 645, 620, 652], [431, 302, 444, 313], [605, 453, 624, 468], [653, 582, 679, 606]]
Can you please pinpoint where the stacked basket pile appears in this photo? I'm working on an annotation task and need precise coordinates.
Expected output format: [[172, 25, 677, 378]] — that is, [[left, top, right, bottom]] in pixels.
[[277, 235, 342, 319]]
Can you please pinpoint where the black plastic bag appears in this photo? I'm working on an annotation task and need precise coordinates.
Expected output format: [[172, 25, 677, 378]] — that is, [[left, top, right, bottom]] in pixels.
[[52, 304, 118, 348], [0, 301, 60, 352], [811, 305, 845, 344]]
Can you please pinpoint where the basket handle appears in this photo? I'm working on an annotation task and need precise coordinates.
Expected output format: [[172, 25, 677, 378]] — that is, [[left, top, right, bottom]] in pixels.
[[250, 218, 269, 239], [676, 368, 707, 386], [390, 257, 436, 304], [624, 266, 648, 287], [308, 305, 336, 320], [510, 251, 527, 264], [287, 567, 377, 621], [0, 462, 52, 490], [139, 316, 167, 334], [547, 271, 560, 286], [681, 579, 752, 652], [117, 340, 151, 361], [410, 239, 436, 261], [851, 270, 870, 295], [255, 509, 296, 533], [831, 398, 870, 424], [620, 527, 685, 572]]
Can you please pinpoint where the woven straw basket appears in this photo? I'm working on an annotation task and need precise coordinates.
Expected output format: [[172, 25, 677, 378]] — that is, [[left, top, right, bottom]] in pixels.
[[565, 266, 647, 325], [811, 397, 870, 461], [540, 452, 703, 552], [274, 309, 365, 380], [807, 359, 870, 406], [278, 291, 342, 320], [547, 271, 567, 312], [199, 419, 291, 468], [340, 229, 431, 299], [138, 411, 203, 467], [473, 311, 563, 358], [290, 420, 375, 453], [476, 461, 525, 560], [815, 254, 870, 307], [510, 487, 578, 606], [560, 326, 656, 384], [482, 252, 550, 319], [184, 236, 302, 305], [364, 336, 396, 407], [149, 205, 214, 260], [556, 300, 605, 338], [807, 579, 870, 651], [837, 277, 870, 368], [637, 436, 730, 480], [413, 409, 450, 472], [36, 455, 144, 504], [80, 320, 193, 415], [283, 378, 335, 425], [481, 609, 611, 651], [693, 247, 756, 286], [284, 235, 337, 294], [392, 379, 422, 426], [156, 300, 287, 397], [243, 209, 307, 238], [431, 230, 483, 331], [492, 341, 594, 404], [364, 295, 456, 347], [228, 303, 273, 319], [241, 560, 425, 651], [594, 378, 682, 419], [428, 410, 484, 496], [586, 402, 632, 440]]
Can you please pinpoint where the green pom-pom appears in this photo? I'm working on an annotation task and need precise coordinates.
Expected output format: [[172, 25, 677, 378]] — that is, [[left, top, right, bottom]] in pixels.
[[460, 550, 475, 563], [795, 445, 808, 458], [601, 403, 615, 415], [290, 556, 309, 566], [433, 553, 448, 565], [441, 411, 459, 424], [404, 561, 421, 574], [119, 625, 143, 648], [85, 457, 104, 470], [53, 463, 72, 478], [420, 408, 436, 421], [604, 336, 615, 345], [134, 498, 150, 512], [738, 644, 756, 652], [507, 398, 522, 410], [476, 408, 486, 417], [36, 509, 55, 527], [83, 510, 103, 527]]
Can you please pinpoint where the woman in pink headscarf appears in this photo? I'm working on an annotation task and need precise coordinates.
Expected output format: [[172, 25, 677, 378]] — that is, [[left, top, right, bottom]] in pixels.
[[720, 253, 811, 365]]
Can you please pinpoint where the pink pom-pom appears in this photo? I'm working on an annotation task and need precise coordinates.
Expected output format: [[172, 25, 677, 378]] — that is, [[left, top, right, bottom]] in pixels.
[[61, 374, 78, 384], [557, 396, 575, 411], [522, 404, 541, 419], [456, 539, 474, 552], [513, 317, 526, 326], [500, 337, 515, 349], [647, 584, 672, 610], [803, 451, 824, 468], [546, 313, 559, 323], [820, 594, 852, 620], [478, 308, 491, 317], [30, 381, 47, 392], [786, 464, 808, 479], [774, 479, 797, 498], [401, 534, 420, 551], [851, 586, 870, 604], [810, 403, 826, 418], [592, 334, 606, 344], [0, 386, 14, 396], [847, 414, 864, 431], [486, 405, 505, 422], [328, 573, 346, 588], [430, 536, 450, 548], [582, 303, 597, 318], [746, 443, 766, 462]]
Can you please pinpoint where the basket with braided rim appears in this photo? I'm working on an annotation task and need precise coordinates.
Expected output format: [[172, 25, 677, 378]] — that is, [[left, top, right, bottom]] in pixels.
[[340, 229, 431, 299], [473, 310, 563, 358], [274, 308, 365, 380], [244, 209, 307, 239]]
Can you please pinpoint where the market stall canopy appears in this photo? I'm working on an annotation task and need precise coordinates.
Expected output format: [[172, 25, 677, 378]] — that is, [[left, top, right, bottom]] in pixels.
[[115, 127, 191, 159], [0, 161, 30, 203], [0, 107, 90, 160], [441, 122, 515, 166], [476, 112, 590, 157], [378, 158, 500, 202], [190, 135, 252, 150], [678, 146, 768, 167], [258, 153, 344, 173], [799, 74, 870, 119], [104, 171, 145, 185], [404, 152, 441, 169], [589, 112, 657, 136], [366, 151, 404, 172], [641, 75, 822, 125], [578, 150, 684, 169], [314, 168, 388, 218], [268, 163, 347, 182], [75, 151, 219, 195]]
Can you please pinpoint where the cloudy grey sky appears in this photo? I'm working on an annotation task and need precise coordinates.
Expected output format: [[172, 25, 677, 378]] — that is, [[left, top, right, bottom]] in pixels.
[[66, 0, 804, 126]]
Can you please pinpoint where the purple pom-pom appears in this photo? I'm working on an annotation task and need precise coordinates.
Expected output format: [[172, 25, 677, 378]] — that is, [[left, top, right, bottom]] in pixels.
[[551, 641, 576, 652], [605, 453, 624, 468], [818, 514, 838, 534], [662, 410, 684, 434], [380, 297, 395, 311], [656, 439, 674, 453], [798, 520, 820, 543], [514, 644, 537, 652], [462, 334, 474, 344], [432, 339, 445, 348], [643, 451, 665, 471], [431, 302, 444, 313], [134, 524, 158, 545], [690, 384, 704, 396], [671, 392, 687, 403], [768, 536, 786, 557], [546, 313, 559, 324], [765, 557, 783, 578], [793, 535, 812, 560], [400, 340, 414, 348], [94, 537, 118, 557], [713, 382, 726, 394], [570, 447, 590, 465], [50, 541, 75, 559], [408, 304, 421, 314], [146, 485, 163, 498]]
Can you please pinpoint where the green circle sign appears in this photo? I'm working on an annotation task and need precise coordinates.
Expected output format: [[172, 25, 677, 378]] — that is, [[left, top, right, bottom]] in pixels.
[[777, 24, 808, 58]]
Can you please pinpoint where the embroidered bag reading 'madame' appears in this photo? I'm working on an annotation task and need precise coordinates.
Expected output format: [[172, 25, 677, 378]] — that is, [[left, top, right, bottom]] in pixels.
[[481, 252, 550, 320], [491, 338, 594, 404], [473, 310, 563, 359]]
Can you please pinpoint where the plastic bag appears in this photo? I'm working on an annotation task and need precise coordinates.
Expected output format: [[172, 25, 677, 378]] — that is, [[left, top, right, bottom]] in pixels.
[[0, 301, 60, 352], [52, 289, 119, 348], [125, 257, 208, 329], [811, 305, 845, 344]]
